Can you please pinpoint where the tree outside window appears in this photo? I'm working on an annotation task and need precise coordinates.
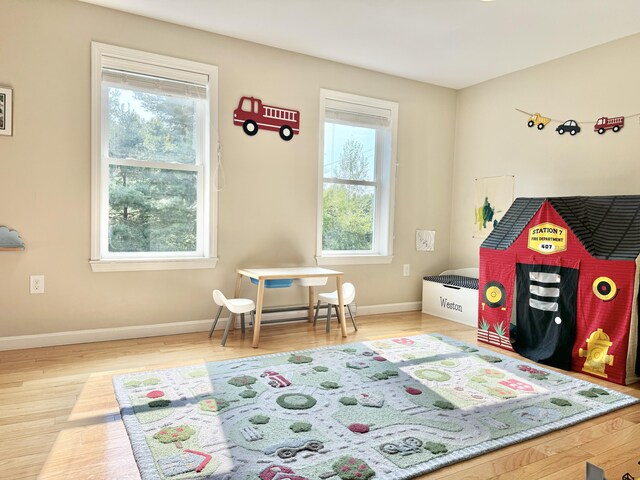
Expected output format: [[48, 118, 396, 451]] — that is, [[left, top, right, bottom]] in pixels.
[[107, 88, 199, 253], [317, 90, 397, 264], [91, 42, 218, 271], [322, 134, 375, 252]]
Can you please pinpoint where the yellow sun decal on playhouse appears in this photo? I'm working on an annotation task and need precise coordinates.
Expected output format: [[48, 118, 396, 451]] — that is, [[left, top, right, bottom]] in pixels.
[[527, 223, 567, 255]]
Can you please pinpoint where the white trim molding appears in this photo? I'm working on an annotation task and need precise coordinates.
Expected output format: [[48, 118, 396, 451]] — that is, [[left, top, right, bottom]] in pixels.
[[90, 42, 219, 272], [90, 257, 218, 272], [357, 301, 421, 316], [316, 255, 393, 266], [317, 89, 399, 262], [0, 302, 421, 351]]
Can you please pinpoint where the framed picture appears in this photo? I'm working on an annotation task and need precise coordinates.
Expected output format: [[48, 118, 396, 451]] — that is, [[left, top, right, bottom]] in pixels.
[[473, 175, 514, 239], [0, 87, 13, 136]]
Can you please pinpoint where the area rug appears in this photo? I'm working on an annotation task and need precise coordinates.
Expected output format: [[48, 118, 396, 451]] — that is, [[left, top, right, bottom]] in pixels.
[[113, 334, 638, 480]]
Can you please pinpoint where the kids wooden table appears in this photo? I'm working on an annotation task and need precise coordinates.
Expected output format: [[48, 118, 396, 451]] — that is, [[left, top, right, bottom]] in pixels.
[[234, 267, 346, 347]]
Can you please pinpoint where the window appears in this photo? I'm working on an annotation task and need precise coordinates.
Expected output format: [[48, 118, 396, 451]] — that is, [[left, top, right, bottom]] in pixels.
[[90, 43, 218, 272], [317, 90, 398, 265]]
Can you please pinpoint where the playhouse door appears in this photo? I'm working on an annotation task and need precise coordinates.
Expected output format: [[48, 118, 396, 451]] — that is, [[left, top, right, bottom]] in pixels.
[[514, 262, 579, 370]]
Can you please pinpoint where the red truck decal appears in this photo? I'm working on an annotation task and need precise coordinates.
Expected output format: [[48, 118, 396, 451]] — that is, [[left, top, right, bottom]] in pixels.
[[260, 370, 291, 388], [233, 96, 300, 141], [594, 116, 624, 134], [259, 465, 308, 480]]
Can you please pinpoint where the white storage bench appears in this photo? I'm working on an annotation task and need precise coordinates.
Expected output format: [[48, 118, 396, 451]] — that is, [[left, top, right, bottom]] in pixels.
[[422, 268, 479, 327]]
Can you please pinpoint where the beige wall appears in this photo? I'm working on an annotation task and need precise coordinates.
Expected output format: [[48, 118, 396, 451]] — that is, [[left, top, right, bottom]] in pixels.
[[0, 0, 457, 337], [450, 34, 640, 269]]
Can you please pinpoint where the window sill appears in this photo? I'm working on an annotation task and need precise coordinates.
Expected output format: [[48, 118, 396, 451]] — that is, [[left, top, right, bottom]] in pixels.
[[315, 255, 393, 266], [90, 257, 218, 272]]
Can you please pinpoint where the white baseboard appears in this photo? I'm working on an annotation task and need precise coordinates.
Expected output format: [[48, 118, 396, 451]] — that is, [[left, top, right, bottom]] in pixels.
[[358, 301, 422, 316], [0, 319, 214, 352], [0, 302, 421, 351]]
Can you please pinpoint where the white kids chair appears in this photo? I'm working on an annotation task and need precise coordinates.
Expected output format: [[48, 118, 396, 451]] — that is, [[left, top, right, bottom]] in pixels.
[[209, 290, 255, 346], [313, 282, 358, 333]]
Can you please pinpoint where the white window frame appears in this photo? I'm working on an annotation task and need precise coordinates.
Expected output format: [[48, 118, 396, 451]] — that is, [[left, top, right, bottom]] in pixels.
[[90, 42, 218, 272], [316, 89, 398, 266]]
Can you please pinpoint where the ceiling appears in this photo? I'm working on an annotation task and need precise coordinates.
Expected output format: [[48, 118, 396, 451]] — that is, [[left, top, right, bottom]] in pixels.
[[79, 0, 640, 89]]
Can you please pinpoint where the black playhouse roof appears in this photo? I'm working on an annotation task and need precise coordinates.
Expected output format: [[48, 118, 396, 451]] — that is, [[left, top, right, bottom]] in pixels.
[[481, 195, 640, 260]]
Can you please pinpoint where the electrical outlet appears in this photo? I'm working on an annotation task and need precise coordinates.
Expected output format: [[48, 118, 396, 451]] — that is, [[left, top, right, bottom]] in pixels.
[[30, 275, 45, 294], [403, 264, 410, 276]]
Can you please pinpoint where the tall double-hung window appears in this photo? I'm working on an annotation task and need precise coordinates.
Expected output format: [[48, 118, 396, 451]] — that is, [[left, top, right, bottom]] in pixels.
[[317, 89, 398, 265], [90, 43, 218, 272]]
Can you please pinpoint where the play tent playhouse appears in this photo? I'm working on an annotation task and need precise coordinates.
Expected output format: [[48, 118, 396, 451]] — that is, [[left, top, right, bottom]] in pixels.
[[478, 196, 640, 385]]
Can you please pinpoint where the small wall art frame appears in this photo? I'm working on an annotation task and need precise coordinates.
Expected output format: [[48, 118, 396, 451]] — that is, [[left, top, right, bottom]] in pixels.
[[473, 175, 514, 239], [0, 87, 13, 136]]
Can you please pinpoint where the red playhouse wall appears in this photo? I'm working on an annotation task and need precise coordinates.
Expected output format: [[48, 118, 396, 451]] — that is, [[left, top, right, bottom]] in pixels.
[[478, 200, 637, 385]]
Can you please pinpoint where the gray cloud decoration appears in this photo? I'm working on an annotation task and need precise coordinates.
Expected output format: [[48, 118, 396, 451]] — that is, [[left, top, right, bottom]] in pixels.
[[0, 226, 25, 249]]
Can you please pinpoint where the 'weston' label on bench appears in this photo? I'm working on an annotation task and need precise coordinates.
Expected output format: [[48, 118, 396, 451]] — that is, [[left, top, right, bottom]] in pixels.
[[440, 297, 463, 312]]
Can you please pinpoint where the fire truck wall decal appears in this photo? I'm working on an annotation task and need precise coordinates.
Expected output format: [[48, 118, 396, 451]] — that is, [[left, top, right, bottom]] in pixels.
[[516, 108, 640, 137], [233, 96, 300, 141], [594, 115, 624, 134]]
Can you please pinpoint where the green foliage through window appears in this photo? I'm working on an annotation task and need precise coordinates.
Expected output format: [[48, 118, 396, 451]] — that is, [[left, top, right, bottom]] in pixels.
[[106, 87, 200, 253], [108, 88, 197, 164], [323, 135, 376, 252], [108, 166, 197, 252]]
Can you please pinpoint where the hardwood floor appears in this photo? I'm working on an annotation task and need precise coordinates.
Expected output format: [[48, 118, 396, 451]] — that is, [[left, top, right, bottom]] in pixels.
[[0, 311, 638, 480]]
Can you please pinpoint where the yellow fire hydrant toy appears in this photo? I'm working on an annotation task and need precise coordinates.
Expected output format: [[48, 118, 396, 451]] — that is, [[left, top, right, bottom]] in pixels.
[[578, 328, 614, 378]]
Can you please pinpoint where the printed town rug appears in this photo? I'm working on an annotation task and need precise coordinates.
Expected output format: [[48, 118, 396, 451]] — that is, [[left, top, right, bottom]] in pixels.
[[113, 334, 638, 480]]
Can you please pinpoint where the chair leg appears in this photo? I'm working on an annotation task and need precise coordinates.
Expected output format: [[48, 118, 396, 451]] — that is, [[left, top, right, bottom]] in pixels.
[[241, 313, 246, 334], [250, 310, 255, 326], [326, 303, 331, 333], [347, 304, 358, 331], [334, 305, 340, 324], [208, 306, 223, 338], [221, 313, 234, 346], [313, 300, 321, 326]]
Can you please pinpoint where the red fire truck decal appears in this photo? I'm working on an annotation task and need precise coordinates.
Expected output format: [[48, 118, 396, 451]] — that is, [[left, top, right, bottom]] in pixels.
[[233, 96, 300, 141], [260, 370, 291, 388], [259, 465, 308, 480], [594, 116, 624, 135]]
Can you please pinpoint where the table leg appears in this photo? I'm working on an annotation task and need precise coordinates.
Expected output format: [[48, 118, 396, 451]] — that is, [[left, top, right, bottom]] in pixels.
[[252, 279, 265, 348], [231, 273, 243, 332], [234, 273, 243, 297], [308, 286, 315, 322], [336, 275, 347, 337]]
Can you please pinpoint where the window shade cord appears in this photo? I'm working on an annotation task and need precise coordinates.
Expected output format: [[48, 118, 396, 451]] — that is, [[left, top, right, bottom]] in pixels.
[[214, 142, 226, 192]]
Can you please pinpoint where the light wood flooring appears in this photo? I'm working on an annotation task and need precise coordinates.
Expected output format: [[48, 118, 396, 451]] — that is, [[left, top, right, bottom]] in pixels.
[[1, 312, 638, 480]]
